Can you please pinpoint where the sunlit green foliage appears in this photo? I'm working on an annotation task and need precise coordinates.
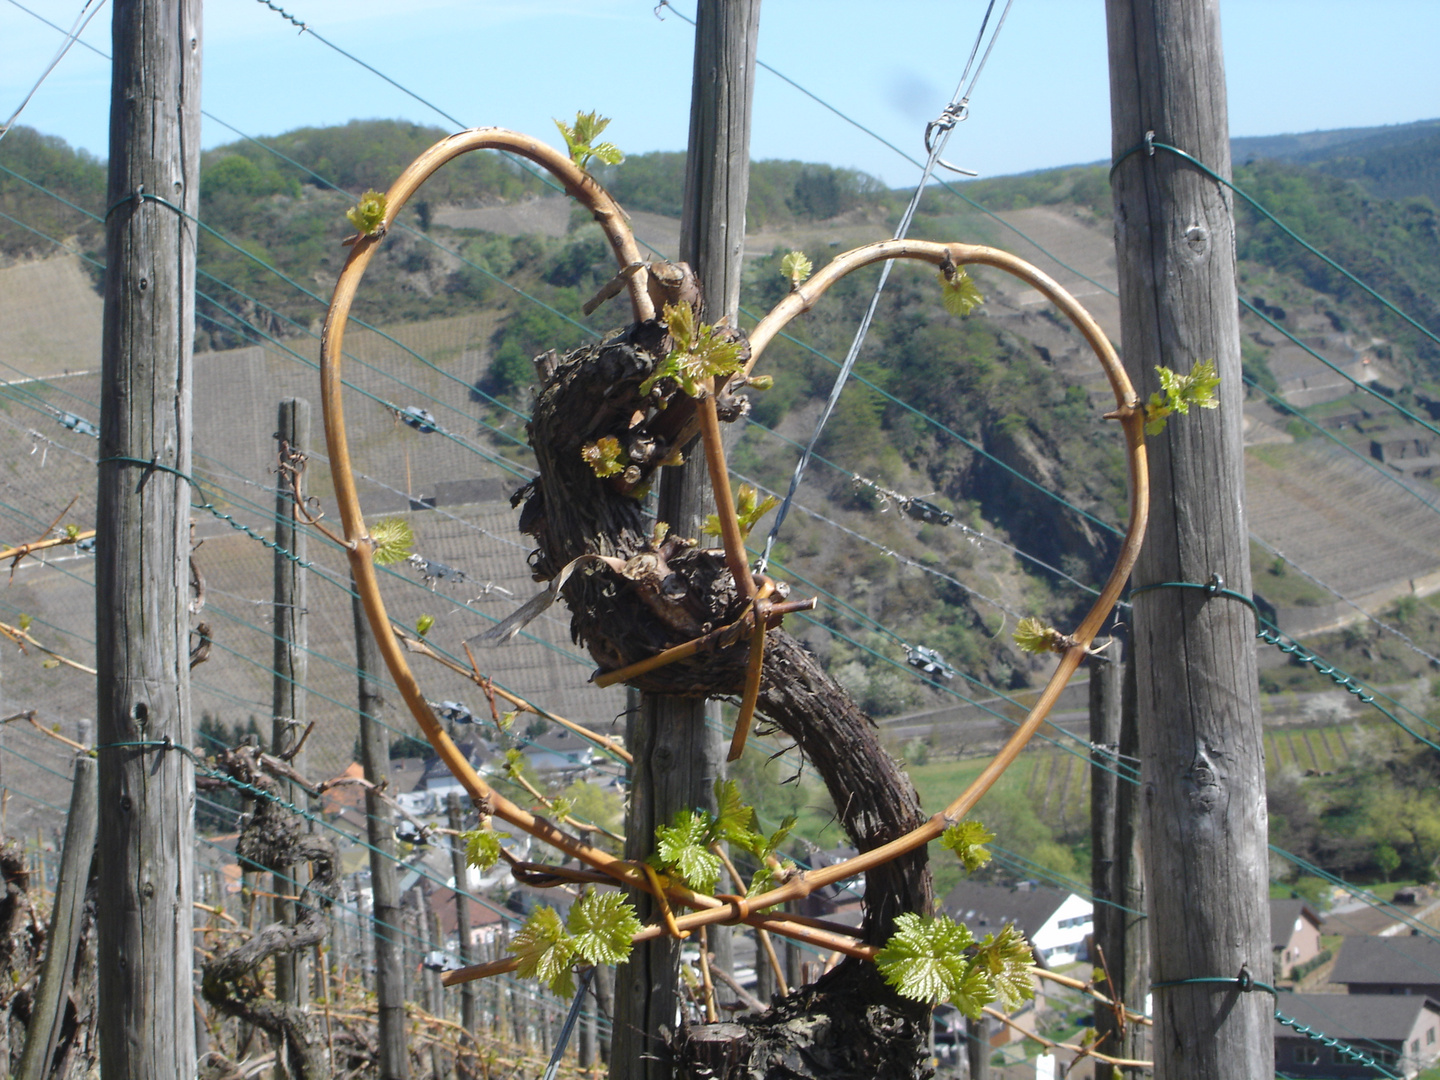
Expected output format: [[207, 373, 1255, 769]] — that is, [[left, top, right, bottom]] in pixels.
[[703, 484, 778, 539], [463, 829, 502, 870], [554, 111, 624, 171], [938, 268, 983, 317], [780, 250, 813, 287], [940, 820, 994, 873], [639, 302, 746, 398], [369, 518, 413, 565], [1144, 360, 1220, 435], [345, 190, 387, 236], [581, 435, 627, 479], [1013, 617, 1065, 655]]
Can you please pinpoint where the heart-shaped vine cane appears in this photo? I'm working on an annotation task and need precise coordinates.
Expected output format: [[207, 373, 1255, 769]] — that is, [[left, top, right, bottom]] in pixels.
[[318, 127, 1149, 1006]]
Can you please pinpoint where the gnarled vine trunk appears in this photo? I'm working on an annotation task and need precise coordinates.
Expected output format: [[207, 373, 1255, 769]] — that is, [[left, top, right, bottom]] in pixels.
[[199, 748, 339, 1080], [517, 314, 933, 1078]]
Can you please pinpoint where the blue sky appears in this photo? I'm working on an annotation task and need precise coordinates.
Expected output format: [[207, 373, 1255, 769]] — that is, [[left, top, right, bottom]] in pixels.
[[3, 0, 1438, 188]]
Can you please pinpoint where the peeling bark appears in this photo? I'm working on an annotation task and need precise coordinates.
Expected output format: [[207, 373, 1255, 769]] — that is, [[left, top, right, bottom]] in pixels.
[[517, 318, 933, 1078]]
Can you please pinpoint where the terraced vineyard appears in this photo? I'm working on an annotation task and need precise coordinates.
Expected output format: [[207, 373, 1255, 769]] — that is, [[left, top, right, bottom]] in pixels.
[[1262, 718, 1413, 778], [967, 719, 1421, 833]]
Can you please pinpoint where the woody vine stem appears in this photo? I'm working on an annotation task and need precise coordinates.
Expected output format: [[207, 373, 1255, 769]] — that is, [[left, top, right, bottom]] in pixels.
[[317, 127, 1150, 1001]]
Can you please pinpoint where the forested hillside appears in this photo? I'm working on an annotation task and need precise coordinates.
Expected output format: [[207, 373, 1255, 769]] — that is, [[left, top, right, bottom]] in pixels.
[[5, 116, 1440, 887]]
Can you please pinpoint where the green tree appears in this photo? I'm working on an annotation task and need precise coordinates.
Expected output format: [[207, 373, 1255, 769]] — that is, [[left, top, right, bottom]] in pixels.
[[1376, 842, 1402, 881]]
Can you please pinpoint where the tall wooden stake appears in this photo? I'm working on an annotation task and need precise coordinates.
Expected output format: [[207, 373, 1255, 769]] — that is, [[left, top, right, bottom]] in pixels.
[[272, 398, 310, 1029], [611, 4, 760, 1076], [17, 755, 98, 1080], [965, 1014, 989, 1080], [1090, 644, 1148, 1077], [1106, 1, 1271, 1075], [1115, 652, 1149, 1073], [353, 585, 410, 1080], [447, 792, 477, 1077], [95, 1, 201, 1076], [1088, 649, 1121, 1080]]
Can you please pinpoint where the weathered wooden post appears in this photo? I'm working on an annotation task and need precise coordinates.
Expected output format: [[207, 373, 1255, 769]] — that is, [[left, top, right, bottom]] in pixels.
[[353, 585, 410, 1080], [1115, 653, 1150, 1072], [1089, 644, 1148, 1076], [17, 754, 98, 1080], [611, 3, 760, 1076], [965, 1014, 989, 1080], [272, 398, 310, 1023], [95, 0, 201, 1076], [447, 792, 477, 1077], [1088, 646, 1121, 1080], [1106, 0, 1272, 1075]]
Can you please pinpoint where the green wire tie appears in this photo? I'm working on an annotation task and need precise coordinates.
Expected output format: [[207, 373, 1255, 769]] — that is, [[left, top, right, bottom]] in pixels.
[[1128, 574, 1260, 620], [1126, 577, 1440, 752]]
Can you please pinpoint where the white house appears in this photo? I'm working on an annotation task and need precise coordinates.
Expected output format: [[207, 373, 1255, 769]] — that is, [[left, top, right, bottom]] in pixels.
[[942, 880, 1094, 966]]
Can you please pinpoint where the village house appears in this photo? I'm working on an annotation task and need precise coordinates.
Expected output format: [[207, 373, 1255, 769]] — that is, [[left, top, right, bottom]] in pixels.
[[1331, 936, 1440, 999], [942, 880, 1093, 966], [1273, 993, 1440, 1079], [1272, 898, 1325, 979]]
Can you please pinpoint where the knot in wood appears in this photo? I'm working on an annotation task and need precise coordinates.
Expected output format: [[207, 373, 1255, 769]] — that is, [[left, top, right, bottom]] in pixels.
[[1184, 752, 1222, 814]]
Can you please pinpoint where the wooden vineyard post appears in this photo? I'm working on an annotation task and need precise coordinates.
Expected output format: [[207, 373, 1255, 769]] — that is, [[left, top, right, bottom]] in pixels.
[[353, 584, 410, 1080], [447, 792, 478, 1076], [1116, 652, 1150, 1072], [94, 1, 201, 1077], [272, 397, 310, 1018], [1106, 0, 1272, 1075], [966, 1013, 989, 1080], [611, 1, 761, 1076], [1089, 647, 1121, 1080], [16, 755, 98, 1080], [1089, 642, 1148, 1077]]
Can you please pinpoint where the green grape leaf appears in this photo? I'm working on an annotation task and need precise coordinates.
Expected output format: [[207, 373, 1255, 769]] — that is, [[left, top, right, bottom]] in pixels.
[[1013, 616, 1064, 655], [566, 888, 642, 966], [761, 815, 797, 860], [18, 614, 31, 632], [63, 524, 79, 541], [973, 924, 1035, 1010], [510, 906, 578, 997], [654, 809, 722, 894], [581, 435, 627, 479], [939, 268, 984, 317], [703, 484, 779, 540], [664, 300, 697, 353], [502, 748, 525, 776], [875, 912, 977, 1006], [346, 190, 387, 236], [549, 797, 575, 821], [1145, 360, 1219, 434], [369, 518, 414, 566], [948, 958, 1000, 1019], [1143, 391, 1173, 436], [642, 302, 746, 399], [746, 374, 774, 391], [1158, 359, 1220, 415], [940, 820, 995, 873], [415, 614, 435, 638], [712, 779, 761, 851], [555, 110, 624, 171], [464, 829, 502, 870], [780, 250, 813, 287], [497, 710, 516, 732]]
